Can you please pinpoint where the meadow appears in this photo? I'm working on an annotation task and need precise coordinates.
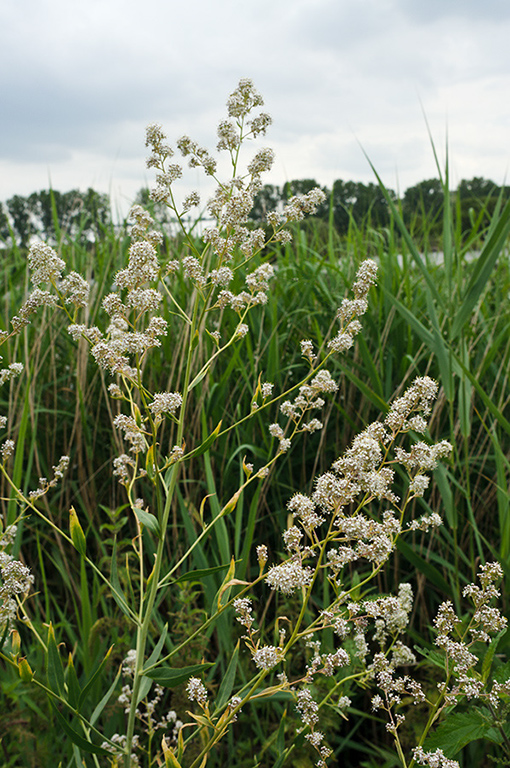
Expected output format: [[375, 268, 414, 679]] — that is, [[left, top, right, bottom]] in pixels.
[[1, 80, 510, 768]]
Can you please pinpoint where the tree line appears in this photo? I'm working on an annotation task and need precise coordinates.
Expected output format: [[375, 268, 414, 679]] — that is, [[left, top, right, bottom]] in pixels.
[[0, 177, 507, 247]]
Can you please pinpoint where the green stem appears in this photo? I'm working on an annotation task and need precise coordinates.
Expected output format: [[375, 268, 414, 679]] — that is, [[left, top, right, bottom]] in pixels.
[[123, 293, 201, 766]]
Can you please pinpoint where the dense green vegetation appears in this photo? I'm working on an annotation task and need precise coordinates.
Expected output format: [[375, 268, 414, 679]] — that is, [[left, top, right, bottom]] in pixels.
[[1, 173, 506, 247], [1, 151, 510, 765]]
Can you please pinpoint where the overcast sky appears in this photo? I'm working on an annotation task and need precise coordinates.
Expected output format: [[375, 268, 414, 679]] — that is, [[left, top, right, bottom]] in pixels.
[[1, 0, 510, 216]]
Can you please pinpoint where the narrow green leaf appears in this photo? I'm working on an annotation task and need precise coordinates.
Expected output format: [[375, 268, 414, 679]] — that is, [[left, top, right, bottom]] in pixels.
[[66, 655, 82, 709], [434, 464, 456, 530], [110, 539, 131, 618], [133, 506, 161, 538], [492, 429, 510, 564], [145, 663, 213, 688], [452, 198, 510, 339], [336, 359, 388, 412], [136, 675, 154, 706], [46, 624, 65, 697], [78, 646, 114, 711], [50, 702, 109, 755], [203, 450, 230, 565], [482, 629, 507, 683], [171, 563, 231, 585], [69, 506, 87, 556], [184, 421, 222, 460], [455, 355, 510, 438], [90, 663, 122, 726], [72, 744, 83, 768], [188, 363, 211, 391], [276, 708, 286, 755], [414, 645, 446, 670], [143, 624, 168, 671], [381, 288, 434, 348], [426, 291, 453, 402], [364, 153, 443, 306], [8, 387, 30, 527], [216, 641, 239, 709]]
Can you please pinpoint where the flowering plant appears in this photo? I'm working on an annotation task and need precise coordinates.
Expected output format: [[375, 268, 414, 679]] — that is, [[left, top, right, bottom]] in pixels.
[[0, 79, 509, 768]]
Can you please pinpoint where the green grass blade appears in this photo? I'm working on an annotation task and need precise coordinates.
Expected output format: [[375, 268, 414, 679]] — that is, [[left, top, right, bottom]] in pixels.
[[451, 198, 510, 338]]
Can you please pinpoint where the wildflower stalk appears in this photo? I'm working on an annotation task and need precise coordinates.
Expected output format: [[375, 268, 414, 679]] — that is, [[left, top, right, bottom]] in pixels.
[[124, 283, 207, 764]]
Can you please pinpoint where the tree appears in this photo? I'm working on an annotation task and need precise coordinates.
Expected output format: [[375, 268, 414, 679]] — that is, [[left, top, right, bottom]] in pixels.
[[0, 202, 11, 245], [331, 180, 394, 235], [6, 195, 36, 247], [456, 177, 502, 236], [2, 189, 112, 246], [250, 183, 282, 223], [457, 177, 499, 200], [402, 179, 444, 224]]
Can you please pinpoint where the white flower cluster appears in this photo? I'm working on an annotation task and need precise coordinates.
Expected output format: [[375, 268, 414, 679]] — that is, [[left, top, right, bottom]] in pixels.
[[395, 440, 453, 473], [11, 288, 59, 331], [0, 525, 34, 632], [115, 212, 162, 290], [11, 242, 89, 331], [385, 376, 439, 434], [101, 733, 141, 766], [305, 646, 350, 680], [328, 259, 378, 352], [59, 271, 90, 307], [28, 241, 66, 286], [0, 361, 23, 386], [142, 80, 277, 280], [412, 747, 460, 768], [213, 263, 274, 316], [28, 455, 70, 500], [296, 688, 319, 728], [114, 414, 148, 455], [234, 597, 254, 630], [91, 318, 167, 376], [267, 188, 326, 229], [364, 583, 414, 645], [268, 423, 292, 454], [186, 676, 208, 707], [265, 559, 314, 595], [266, 377, 450, 588], [113, 453, 135, 484], [149, 392, 183, 423], [252, 645, 282, 670], [431, 563, 508, 706], [369, 651, 426, 717], [408, 512, 443, 532], [117, 649, 184, 746]]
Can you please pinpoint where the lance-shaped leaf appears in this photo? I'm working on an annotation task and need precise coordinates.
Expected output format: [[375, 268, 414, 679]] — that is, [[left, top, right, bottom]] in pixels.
[[145, 663, 213, 688], [69, 506, 87, 556], [185, 421, 222, 460], [46, 623, 64, 696], [133, 506, 161, 538], [215, 641, 239, 709], [18, 657, 33, 682], [49, 702, 109, 756]]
